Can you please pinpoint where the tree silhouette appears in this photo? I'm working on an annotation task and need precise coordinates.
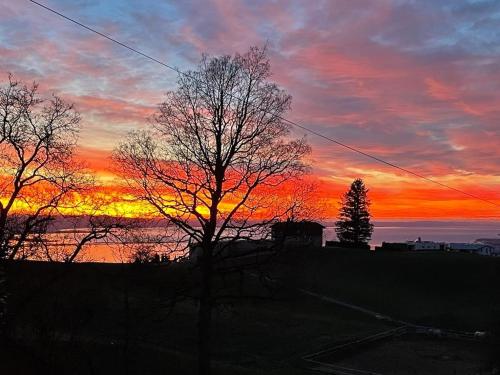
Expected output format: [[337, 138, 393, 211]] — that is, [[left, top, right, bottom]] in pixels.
[[335, 178, 373, 246], [0, 75, 87, 260], [114, 46, 310, 375]]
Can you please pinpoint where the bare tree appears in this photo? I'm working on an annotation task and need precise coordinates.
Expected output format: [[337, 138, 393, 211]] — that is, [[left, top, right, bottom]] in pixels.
[[279, 179, 326, 222], [0, 74, 86, 260], [114, 46, 310, 375]]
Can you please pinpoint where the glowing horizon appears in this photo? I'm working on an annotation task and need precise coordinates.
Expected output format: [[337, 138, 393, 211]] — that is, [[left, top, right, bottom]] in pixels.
[[1, 0, 499, 220]]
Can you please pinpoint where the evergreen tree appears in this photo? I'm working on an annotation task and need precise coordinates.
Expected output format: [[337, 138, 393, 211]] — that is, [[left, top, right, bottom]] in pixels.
[[335, 178, 374, 245]]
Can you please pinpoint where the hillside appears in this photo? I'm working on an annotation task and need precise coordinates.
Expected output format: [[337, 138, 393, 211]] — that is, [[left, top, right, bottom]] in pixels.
[[2, 247, 500, 374]]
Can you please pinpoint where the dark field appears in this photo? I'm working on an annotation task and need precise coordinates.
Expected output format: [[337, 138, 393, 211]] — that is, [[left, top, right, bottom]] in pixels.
[[271, 247, 500, 331], [319, 334, 491, 375], [2, 247, 500, 374]]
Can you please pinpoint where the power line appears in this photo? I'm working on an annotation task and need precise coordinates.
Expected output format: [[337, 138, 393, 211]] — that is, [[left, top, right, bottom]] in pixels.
[[27, 0, 500, 209]]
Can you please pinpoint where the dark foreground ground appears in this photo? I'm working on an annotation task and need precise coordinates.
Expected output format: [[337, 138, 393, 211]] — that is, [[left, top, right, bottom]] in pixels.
[[2, 247, 500, 374]]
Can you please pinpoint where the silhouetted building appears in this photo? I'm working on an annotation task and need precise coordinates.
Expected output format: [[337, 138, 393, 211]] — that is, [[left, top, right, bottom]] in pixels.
[[271, 220, 324, 248], [406, 237, 445, 251], [325, 240, 371, 250], [375, 242, 410, 251]]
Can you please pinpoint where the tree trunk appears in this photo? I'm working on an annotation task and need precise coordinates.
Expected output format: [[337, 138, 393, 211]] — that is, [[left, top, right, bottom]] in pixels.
[[197, 245, 213, 375], [0, 214, 7, 259], [0, 262, 6, 338]]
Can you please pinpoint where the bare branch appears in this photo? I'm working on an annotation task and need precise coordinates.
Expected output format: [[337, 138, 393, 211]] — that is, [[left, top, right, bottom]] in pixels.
[[0, 74, 87, 260]]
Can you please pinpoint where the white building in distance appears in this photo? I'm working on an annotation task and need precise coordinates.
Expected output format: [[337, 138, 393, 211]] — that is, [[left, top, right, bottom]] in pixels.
[[448, 242, 495, 256], [474, 238, 500, 256], [406, 237, 445, 251]]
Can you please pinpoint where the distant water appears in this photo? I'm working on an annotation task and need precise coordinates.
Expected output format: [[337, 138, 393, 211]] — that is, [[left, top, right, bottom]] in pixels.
[[53, 220, 500, 262], [324, 221, 500, 247]]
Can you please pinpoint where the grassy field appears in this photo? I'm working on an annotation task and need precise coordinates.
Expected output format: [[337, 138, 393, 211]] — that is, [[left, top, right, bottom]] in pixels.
[[271, 247, 500, 331], [2, 247, 500, 374], [321, 334, 493, 375]]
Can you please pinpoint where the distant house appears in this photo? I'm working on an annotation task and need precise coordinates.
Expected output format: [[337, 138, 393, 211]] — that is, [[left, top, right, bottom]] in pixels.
[[474, 238, 500, 256], [448, 242, 495, 256], [271, 220, 324, 248], [406, 237, 445, 251], [375, 242, 410, 251], [326, 240, 371, 250]]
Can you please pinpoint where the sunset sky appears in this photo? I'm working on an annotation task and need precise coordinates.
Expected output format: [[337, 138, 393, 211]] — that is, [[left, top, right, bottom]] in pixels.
[[1, 0, 499, 219]]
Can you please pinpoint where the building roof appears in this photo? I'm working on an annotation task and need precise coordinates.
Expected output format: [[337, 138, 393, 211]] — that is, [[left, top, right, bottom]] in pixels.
[[476, 238, 500, 245], [271, 220, 325, 233], [449, 243, 493, 249]]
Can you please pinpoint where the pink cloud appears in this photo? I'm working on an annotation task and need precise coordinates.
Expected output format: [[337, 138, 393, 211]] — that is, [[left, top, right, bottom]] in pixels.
[[2, 0, 499, 218]]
